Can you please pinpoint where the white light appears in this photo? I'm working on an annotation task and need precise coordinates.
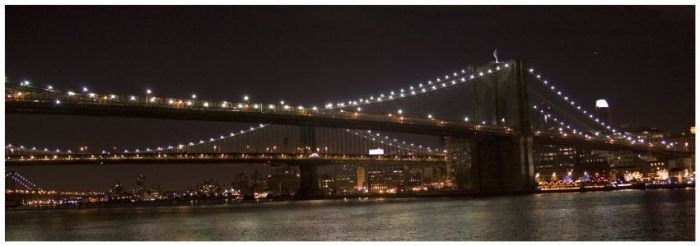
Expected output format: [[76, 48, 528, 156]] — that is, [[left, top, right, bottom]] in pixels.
[[243, 95, 249, 101], [397, 109, 403, 114], [55, 99, 61, 104], [595, 99, 609, 108], [146, 89, 152, 94], [47, 85, 53, 90], [464, 117, 469, 122], [427, 114, 433, 119], [130, 96, 136, 101], [369, 148, 384, 155], [82, 87, 89, 92], [203, 102, 209, 107], [191, 94, 197, 99], [67, 91, 76, 96]]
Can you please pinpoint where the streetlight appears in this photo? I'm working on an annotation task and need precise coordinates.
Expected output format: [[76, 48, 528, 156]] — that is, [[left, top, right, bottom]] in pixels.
[[146, 89, 152, 103], [243, 95, 249, 102]]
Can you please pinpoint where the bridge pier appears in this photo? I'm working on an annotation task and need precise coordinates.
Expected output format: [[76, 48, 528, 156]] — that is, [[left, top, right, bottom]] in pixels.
[[446, 134, 536, 194], [294, 162, 324, 199]]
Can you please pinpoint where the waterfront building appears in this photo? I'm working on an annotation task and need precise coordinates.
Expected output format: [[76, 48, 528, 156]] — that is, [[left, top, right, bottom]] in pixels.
[[533, 145, 575, 181], [332, 165, 358, 195], [366, 164, 405, 193]]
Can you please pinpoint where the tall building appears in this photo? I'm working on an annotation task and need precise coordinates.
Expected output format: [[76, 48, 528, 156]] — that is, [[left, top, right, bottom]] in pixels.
[[595, 99, 612, 124], [356, 167, 367, 192], [134, 174, 146, 200]]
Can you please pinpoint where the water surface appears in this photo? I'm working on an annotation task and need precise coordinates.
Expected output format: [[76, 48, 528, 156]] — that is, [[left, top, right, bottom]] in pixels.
[[5, 189, 695, 240]]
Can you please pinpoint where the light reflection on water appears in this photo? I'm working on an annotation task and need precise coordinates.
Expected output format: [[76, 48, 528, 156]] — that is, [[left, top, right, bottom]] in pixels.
[[5, 189, 695, 241]]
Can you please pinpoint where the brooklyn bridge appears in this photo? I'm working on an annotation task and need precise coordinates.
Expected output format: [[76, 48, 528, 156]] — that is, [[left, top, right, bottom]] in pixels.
[[5, 59, 692, 198]]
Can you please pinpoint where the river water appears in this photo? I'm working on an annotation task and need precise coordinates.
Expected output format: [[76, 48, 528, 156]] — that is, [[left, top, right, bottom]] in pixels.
[[5, 189, 695, 241]]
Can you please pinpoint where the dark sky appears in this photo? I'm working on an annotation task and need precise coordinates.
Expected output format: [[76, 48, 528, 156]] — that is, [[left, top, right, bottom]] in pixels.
[[5, 6, 695, 191]]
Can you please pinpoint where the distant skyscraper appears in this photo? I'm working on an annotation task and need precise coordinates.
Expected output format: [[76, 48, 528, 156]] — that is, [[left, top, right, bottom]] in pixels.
[[595, 99, 611, 124]]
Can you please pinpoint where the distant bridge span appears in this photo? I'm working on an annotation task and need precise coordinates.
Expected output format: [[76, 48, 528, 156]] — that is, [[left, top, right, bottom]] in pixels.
[[6, 100, 689, 157], [4, 152, 446, 167]]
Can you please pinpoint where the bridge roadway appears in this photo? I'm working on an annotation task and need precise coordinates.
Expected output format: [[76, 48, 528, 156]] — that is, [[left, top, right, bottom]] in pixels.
[[4, 152, 447, 167], [6, 98, 692, 157], [6, 97, 514, 136]]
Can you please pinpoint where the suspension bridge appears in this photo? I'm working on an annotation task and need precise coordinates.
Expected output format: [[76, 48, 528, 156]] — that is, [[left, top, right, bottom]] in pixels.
[[6, 59, 692, 197]]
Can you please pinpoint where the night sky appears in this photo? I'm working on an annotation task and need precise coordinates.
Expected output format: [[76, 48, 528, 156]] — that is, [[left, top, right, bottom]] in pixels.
[[5, 6, 695, 191]]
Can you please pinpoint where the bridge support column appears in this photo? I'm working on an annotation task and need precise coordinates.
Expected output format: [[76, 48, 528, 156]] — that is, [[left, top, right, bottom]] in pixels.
[[296, 162, 323, 199], [471, 134, 535, 193], [446, 134, 536, 194]]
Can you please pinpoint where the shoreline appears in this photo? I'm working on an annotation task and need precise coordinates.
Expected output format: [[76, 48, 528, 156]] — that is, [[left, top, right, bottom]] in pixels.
[[6, 184, 694, 211]]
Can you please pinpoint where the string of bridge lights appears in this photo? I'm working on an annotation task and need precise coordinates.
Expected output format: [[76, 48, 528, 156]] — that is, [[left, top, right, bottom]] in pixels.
[[531, 105, 680, 149], [5, 124, 269, 156], [8, 62, 514, 127], [6, 172, 41, 190], [10, 63, 512, 116], [120, 124, 268, 154], [6, 144, 72, 155], [526, 68, 631, 140], [327, 63, 511, 110], [7, 125, 442, 157], [345, 129, 442, 154], [531, 105, 597, 139], [526, 68, 683, 149], [9, 80, 311, 114], [9, 78, 497, 136]]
